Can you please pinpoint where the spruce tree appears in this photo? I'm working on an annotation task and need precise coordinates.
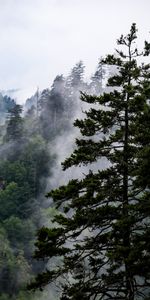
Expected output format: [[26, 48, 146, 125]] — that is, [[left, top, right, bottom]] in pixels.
[[29, 24, 150, 300]]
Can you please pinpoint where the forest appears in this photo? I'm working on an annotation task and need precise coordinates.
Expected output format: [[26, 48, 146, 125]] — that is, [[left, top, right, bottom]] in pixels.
[[0, 24, 150, 300], [0, 58, 106, 300]]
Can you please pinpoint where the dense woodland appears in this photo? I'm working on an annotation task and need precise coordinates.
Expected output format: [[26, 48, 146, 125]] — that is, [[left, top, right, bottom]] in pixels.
[[0, 60, 106, 300]]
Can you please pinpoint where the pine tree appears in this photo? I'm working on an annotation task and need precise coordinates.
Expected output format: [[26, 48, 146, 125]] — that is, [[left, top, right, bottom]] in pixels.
[[29, 24, 150, 300]]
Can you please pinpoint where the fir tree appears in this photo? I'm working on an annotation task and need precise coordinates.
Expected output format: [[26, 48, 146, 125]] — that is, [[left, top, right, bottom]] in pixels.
[[29, 24, 150, 300]]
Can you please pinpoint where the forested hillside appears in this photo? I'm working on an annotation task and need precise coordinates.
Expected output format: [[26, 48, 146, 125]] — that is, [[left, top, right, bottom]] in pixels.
[[0, 61, 106, 300]]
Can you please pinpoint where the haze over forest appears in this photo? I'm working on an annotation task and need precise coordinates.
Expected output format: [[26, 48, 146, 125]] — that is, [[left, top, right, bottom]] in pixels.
[[0, 2, 150, 300]]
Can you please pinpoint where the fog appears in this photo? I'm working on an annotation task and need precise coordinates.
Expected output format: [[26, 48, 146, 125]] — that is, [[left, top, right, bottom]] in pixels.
[[0, 0, 150, 101]]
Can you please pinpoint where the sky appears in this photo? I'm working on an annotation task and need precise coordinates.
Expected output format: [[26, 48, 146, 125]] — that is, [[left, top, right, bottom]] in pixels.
[[0, 0, 150, 103]]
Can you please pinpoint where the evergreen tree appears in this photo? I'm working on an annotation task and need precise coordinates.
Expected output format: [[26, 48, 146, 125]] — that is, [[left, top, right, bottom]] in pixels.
[[67, 61, 85, 88], [3, 95, 15, 112], [65, 61, 86, 118], [90, 60, 106, 94], [5, 104, 23, 142], [30, 24, 150, 299], [39, 75, 67, 140], [0, 94, 15, 114]]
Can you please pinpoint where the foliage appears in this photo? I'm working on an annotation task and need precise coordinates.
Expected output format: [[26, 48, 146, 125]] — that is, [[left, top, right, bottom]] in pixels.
[[0, 102, 56, 297], [30, 24, 150, 300], [0, 93, 15, 123], [5, 104, 23, 142], [0, 40, 110, 299], [39, 75, 70, 140]]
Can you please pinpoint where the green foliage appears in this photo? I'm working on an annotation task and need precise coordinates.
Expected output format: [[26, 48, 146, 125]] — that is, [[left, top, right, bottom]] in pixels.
[[0, 104, 56, 298], [0, 51, 94, 300], [0, 227, 32, 296], [20, 135, 53, 191], [3, 216, 35, 251], [31, 24, 150, 300]]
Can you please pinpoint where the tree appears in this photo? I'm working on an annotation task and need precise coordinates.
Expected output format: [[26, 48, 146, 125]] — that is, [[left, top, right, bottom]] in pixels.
[[0, 94, 15, 115], [39, 76, 67, 140], [3, 95, 15, 112], [67, 61, 85, 88], [65, 61, 86, 118], [90, 60, 106, 94], [0, 228, 31, 297], [29, 24, 150, 299], [5, 104, 23, 142]]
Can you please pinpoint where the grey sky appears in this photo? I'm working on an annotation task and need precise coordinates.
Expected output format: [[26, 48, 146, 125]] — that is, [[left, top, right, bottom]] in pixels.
[[0, 0, 150, 102]]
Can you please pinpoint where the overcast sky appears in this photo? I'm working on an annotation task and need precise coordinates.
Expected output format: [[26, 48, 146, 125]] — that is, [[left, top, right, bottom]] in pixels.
[[0, 0, 150, 102]]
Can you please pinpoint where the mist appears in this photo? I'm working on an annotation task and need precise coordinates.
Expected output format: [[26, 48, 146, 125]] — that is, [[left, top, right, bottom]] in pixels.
[[0, 58, 110, 300]]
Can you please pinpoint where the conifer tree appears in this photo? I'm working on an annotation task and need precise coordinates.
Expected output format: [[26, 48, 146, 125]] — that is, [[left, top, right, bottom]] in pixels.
[[90, 60, 106, 94], [68, 61, 85, 88], [30, 24, 150, 300], [5, 104, 23, 142]]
